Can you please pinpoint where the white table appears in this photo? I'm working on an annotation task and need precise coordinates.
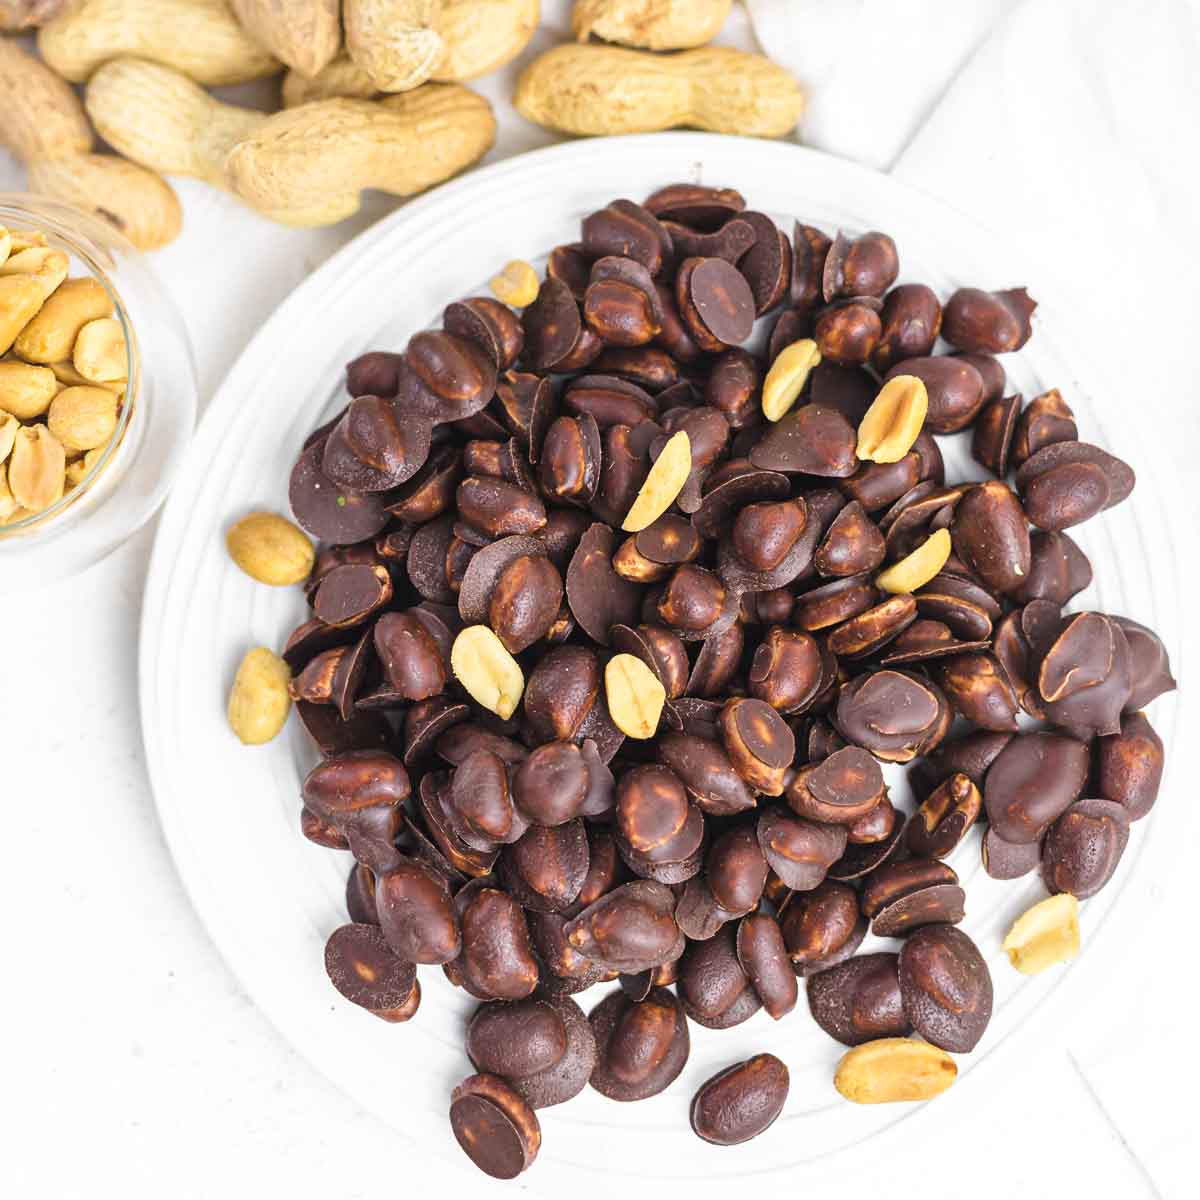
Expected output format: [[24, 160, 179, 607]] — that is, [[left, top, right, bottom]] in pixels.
[[2, 3, 1196, 1197]]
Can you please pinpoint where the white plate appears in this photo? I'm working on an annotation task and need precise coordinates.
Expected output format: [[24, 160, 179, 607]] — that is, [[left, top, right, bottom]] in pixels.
[[140, 134, 1183, 1187]]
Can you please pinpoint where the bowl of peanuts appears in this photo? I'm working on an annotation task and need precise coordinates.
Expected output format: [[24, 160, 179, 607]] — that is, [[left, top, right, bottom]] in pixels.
[[0, 194, 196, 588]]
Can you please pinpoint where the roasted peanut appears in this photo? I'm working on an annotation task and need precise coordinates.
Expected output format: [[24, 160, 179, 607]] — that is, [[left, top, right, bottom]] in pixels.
[[572, 0, 732, 50], [514, 45, 804, 138], [621, 430, 690, 532], [856, 375, 928, 464], [1, 245, 70, 301], [0, 411, 18, 464], [229, 0, 341, 79], [38, 0, 280, 85], [227, 646, 293, 745], [226, 511, 315, 586], [64, 444, 105, 489], [0, 463, 16, 522], [490, 260, 540, 308], [605, 652, 666, 739], [0, 361, 58, 419], [73, 316, 127, 383], [15, 276, 114, 364], [7, 423, 66, 512], [47, 385, 119, 454], [451, 624, 525, 719], [344, 0, 444, 93], [876, 528, 952, 594], [762, 337, 820, 421], [1002, 893, 1080, 975], [834, 1038, 957, 1104]]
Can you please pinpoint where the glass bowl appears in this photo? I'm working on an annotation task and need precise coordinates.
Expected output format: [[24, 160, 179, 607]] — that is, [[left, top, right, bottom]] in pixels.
[[0, 194, 196, 589]]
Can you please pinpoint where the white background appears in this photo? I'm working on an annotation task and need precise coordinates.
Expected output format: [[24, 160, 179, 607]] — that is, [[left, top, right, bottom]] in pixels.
[[2, 2, 1198, 1198]]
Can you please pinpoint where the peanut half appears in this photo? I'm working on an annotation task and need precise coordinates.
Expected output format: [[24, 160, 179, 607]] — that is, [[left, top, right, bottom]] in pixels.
[[451, 624, 525, 719], [0, 411, 18, 464], [1002, 893, 1080, 976], [572, 0, 733, 50], [621, 429, 691, 532], [514, 45, 804, 139], [47, 386, 119, 455], [834, 1038, 957, 1105], [227, 647, 292, 745], [605, 653, 666, 739], [489, 260, 540, 308], [65, 445, 105, 489], [15, 275, 114, 364], [7, 423, 65, 512], [856, 375, 928, 464], [0, 361, 58, 419], [0, 226, 11, 264], [762, 338, 821, 422], [875, 528, 952, 594], [0, 463, 17, 522], [226, 511, 315, 586], [73, 316, 127, 383]]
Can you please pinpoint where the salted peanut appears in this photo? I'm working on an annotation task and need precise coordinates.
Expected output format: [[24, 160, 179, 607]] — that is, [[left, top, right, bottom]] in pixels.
[[47, 385, 118, 454], [605, 652, 667, 739], [876, 528, 952, 594], [226, 511, 315, 586], [8, 229, 46, 254], [622, 430, 691, 532], [0, 277, 49, 356], [834, 1038, 957, 1105], [0, 362, 58, 419], [7, 423, 65, 512], [0, 411, 18, 464], [0, 246, 70, 300], [0, 463, 16, 521], [452, 624, 525, 719], [762, 338, 820, 421], [73, 317, 127, 383], [0, 227, 10, 264], [856, 375, 928, 464], [15, 276, 114, 364], [227, 647, 293, 745], [1002, 893, 1080, 976], [489, 259, 539, 308]]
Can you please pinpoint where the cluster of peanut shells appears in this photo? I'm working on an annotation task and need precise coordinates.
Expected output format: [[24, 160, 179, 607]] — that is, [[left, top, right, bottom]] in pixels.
[[281, 184, 1175, 1179]]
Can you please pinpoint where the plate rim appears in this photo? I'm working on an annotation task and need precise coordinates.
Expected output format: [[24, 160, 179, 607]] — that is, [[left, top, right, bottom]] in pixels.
[[138, 131, 1186, 1184]]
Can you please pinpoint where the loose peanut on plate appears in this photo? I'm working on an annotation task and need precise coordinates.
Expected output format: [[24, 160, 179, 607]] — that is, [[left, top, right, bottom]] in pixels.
[[15, 276, 114, 365], [876, 528, 952, 594], [47, 386, 119, 455], [1002, 893, 1080, 975], [229, 0, 341, 80], [451, 624, 525, 719], [72, 316, 127, 383], [762, 338, 821, 421], [7, 423, 65, 513], [226, 511, 315, 586], [514, 45, 804, 138], [572, 0, 733, 50], [490, 260, 540, 308], [621, 430, 691, 531], [38, 0, 280, 85], [0, 361, 58, 419], [344, 0, 444, 93], [227, 647, 293, 745], [834, 1038, 958, 1104], [605, 652, 666, 739]]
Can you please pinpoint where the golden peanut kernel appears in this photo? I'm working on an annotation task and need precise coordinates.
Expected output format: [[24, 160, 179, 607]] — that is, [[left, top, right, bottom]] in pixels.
[[227, 647, 292, 746], [0, 276, 48, 356], [73, 316, 128, 383], [7, 423, 65, 513], [47, 385, 119, 454], [226, 511, 315, 586], [489, 259, 540, 308], [0, 463, 16, 521], [0, 245, 70, 298], [605, 653, 667, 739], [856, 375, 928, 463], [762, 338, 821, 421], [0, 227, 10, 264], [875, 528, 952, 594], [834, 1038, 957, 1105], [621, 429, 691, 532], [0, 360, 58, 419], [1002, 893, 1080, 975], [15, 276, 114, 364], [451, 624, 526, 719], [0, 411, 17, 465]]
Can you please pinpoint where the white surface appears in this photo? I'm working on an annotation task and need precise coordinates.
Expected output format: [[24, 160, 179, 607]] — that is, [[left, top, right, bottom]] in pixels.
[[2, 1, 1198, 1198]]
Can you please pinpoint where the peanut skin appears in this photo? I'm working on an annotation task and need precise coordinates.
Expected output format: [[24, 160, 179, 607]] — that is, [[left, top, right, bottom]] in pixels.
[[572, 0, 732, 50], [39, 0, 280, 85], [514, 44, 805, 138], [229, 0, 341, 79]]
